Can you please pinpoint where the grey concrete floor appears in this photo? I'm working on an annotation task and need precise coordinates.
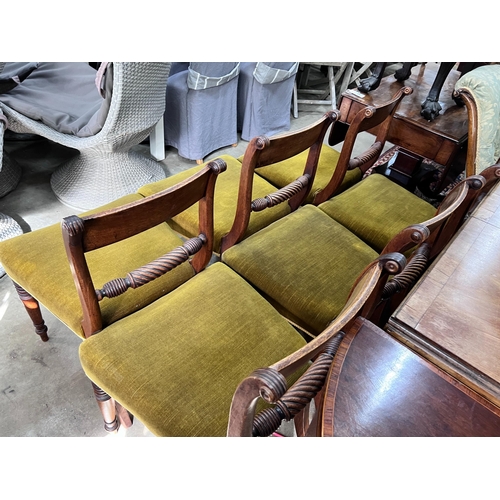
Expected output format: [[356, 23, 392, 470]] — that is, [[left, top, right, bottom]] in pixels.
[[0, 101, 382, 437]]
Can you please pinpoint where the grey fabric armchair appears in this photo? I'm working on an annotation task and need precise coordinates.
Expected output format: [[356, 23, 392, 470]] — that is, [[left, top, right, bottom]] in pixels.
[[0, 62, 172, 210], [163, 62, 240, 163], [237, 62, 299, 141]]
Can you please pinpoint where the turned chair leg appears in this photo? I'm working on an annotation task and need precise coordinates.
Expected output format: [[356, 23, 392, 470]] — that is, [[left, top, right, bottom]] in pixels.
[[13, 282, 49, 342], [91, 382, 120, 433], [91, 382, 134, 433]]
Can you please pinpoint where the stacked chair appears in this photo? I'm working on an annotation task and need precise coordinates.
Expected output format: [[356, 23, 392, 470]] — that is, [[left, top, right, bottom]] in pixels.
[[0, 115, 405, 436], [252, 85, 413, 205], [141, 110, 338, 254], [136, 87, 412, 256], [1, 67, 499, 437]]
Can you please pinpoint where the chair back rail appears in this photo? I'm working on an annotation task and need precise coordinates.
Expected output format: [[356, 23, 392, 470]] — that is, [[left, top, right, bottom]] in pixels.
[[220, 111, 339, 253], [227, 252, 406, 437], [62, 158, 226, 338]]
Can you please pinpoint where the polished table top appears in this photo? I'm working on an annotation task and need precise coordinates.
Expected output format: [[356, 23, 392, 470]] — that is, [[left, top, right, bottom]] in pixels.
[[340, 62, 468, 143], [337, 63, 469, 188], [320, 318, 500, 437], [386, 182, 500, 408]]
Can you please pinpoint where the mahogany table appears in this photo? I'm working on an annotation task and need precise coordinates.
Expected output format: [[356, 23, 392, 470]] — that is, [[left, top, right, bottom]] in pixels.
[[319, 318, 500, 437], [385, 182, 500, 410], [337, 62, 469, 193]]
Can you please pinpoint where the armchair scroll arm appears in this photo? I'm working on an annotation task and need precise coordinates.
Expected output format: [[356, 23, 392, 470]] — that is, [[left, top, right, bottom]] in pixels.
[[251, 334, 345, 437], [382, 243, 430, 299], [95, 234, 207, 300]]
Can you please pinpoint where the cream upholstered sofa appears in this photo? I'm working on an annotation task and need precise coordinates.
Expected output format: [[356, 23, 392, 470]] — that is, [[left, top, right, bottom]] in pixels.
[[455, 64, 500, 174]]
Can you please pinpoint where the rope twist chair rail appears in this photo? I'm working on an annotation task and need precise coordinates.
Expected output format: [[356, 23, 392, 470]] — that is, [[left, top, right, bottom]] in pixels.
[[252, 333, 345, 437], [251, 174, 311, 212], [95, 234, 207, 301], [348, 141, 383, 170]]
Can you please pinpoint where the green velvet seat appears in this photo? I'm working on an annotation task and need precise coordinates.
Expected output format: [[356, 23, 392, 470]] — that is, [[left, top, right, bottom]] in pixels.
[[138, 155, 291, 254], [79, 262, 307, 436], [0, 194, 194, 339], [222, 204, 379, 336], [240, 145, 363, 204], [318, 173, 437, 253], [139, 112, 337, 254]]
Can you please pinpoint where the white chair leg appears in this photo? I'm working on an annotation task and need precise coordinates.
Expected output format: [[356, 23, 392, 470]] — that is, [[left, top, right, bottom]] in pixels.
[[149, 119, 165, 161]]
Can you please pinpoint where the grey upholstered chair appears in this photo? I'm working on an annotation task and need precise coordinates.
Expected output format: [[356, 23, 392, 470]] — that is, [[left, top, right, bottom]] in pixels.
[[0, 62, 172, 210], [237, 62, 299, 141], [163, 62, 240, 163]]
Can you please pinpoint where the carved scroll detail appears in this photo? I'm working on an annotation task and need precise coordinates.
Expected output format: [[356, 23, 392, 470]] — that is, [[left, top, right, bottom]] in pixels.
[[61, 215, 85, 236], [252, 334, 345, 437], [251, 175, 310, 212], [348, 142, 382, 170], [207, 157, 228, 174], [382, 244, 430, 299], [254, 136, 271, 150], [96, 234, 207, 301]]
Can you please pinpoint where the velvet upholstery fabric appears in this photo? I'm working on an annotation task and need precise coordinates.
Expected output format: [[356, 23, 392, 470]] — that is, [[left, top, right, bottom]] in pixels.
[[138, 155, 291, 253], [0, 62, 112, 137], [318, 174, 436, 253], [79, 262, 306, 436], [248, 144, 363, 204], [0, 194, 195, 338], [222, 205, 378, 335]]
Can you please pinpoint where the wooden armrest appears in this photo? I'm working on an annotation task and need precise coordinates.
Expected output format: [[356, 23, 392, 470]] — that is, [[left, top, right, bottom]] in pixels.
[[251, 334, 344, 437], [382, 243, 430, 299], [227, 253, 406, 436], [95, 234, 207, 300]]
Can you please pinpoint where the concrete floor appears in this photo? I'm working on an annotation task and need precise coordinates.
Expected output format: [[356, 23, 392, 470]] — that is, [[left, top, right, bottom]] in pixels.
[[0, 96, 381, 437]]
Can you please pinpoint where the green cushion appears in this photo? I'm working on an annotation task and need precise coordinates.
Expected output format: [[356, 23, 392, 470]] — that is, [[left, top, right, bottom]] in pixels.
[[318, 174, 437, 253], [222, 205, 378, 336], [238, 145, 363, 204], [79, 262, 307, 437], [138, 155, 291, 253], [0, 194, 195, 338]]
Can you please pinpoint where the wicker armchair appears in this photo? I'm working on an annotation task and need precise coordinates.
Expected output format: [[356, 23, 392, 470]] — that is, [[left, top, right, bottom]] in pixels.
[[0, 62, 172, 210], [0, 109, 23, 277]]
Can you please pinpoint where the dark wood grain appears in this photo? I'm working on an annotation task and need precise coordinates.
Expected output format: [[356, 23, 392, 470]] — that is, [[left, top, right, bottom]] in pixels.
[[220, 111, 338, 253], [320, 318, 500, 437], [339, 63, 469, 192], [387, 180, 500, 408], [62, 158, 226, 339]]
